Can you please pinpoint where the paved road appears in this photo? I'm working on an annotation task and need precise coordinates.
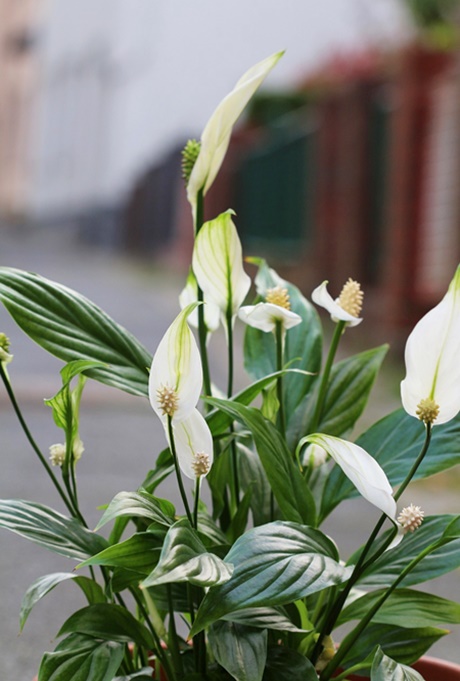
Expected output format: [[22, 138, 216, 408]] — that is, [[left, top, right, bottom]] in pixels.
[[0, 225, 458, 677]]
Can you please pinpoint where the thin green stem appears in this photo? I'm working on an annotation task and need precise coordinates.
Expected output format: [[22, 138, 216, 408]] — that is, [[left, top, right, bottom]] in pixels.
[[167, 416, 193, 525], [167, 584, 184, 678], [0, 364, 75, 516], [131, 587, 176, 681], [226, 309, 240, 506], [194, 188, 212, 401], [310, 321, 346, 433], [193, 476, 201, 530], [320, 542, 435, 680], [311, 422, 433, 665], [275, 321, 286, 438]]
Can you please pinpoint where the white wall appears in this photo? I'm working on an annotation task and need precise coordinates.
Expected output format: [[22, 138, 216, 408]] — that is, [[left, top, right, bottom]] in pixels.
[[31, 0, 411, 217]]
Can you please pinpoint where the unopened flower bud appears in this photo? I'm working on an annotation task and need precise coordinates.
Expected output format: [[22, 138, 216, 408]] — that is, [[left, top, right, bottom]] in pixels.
[[0, 333, 13, 365], [302, 443, 328, 468], [397, 504, 424, 533], [49, 443, 66, 467], [182, 139, 201, 184]]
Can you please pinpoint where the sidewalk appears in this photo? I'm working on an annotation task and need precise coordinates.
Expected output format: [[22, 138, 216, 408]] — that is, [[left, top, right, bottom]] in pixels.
[[0, 225, 458, 677]]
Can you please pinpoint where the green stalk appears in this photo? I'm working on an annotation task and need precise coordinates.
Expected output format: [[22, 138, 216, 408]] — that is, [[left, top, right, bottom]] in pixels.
[[275, 320, 286, 438], [0, 363, 75, 516], [226, 308, 240, 506], [310, 320, 346, 432], [320, 542, 436, 680], [194, 188, 212, 400], [193, 476, 201, 530], [167, 415, 193, 525], [133, 587, 176, 681], [167, 584, 184, 678], [311, 423, 433, 665]]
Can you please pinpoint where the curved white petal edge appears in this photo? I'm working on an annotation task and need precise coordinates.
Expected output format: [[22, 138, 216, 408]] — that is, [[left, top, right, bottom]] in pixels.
[[149, 303, 202, 423], [187, 51, 284, 218], [305, 433, 397, 520], [179, 269, 220, 333], [401, 264, 460, 425], [238, 302, 302, 333], [167, 409, 214, 480], [311, 281, 362, 327]]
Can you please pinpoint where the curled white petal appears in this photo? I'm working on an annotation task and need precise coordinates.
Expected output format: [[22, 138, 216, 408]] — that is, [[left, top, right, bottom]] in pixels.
[[312, 281, 362, 327], [401, 265, 460, 425], [179, 270, 220, 333], [187, 51, 283, 215], [149, 304, 202, 422], [306, 434, 396, 519], [193, 211, 251, 318], [238, 302, 302, 333], [168, 409, 214, 480]]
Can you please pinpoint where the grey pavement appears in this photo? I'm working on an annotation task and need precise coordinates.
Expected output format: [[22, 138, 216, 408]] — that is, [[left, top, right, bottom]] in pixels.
[[0, 225, 458, 678]]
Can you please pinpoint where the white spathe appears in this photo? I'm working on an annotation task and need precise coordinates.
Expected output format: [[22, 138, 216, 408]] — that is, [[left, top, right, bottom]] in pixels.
[[179, 269, 220, 333], [312, 281, 362, 327], [193, 211, 251, 320], [187, 51, 283, 218], [149, 303, 202, 423], [306, 434, 397, 520], [401, 264, 460, 425], [168, 408, 214, 480], [238, 302, 302, 333]]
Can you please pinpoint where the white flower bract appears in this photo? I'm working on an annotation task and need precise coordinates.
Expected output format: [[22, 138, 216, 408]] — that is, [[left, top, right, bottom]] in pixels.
[[167, 408, 214, 480], [238, 302, 302, 333], [312, 281, 362, 327]]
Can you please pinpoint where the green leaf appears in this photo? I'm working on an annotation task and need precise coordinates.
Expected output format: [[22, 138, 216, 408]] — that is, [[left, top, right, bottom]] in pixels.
[[222, 607, 311, 633], [320, 409, 460, 520], [227, 486, 253, 543], [58, 604, 155, 649], [78, 532, 163, 574], [141, 448, 175, 494], [0, 267, 151, 396], [190, 521, 352, 635], [206, 398, 316, 525], [339, 587, 460, 629], [114, 672, 154, 681], [357, 515, 460, 588], [238, 444, 272, 527], [142, 518, 234, 588], [0, 499, 107, 560], [340, 623, 447, 669], [244, 263, 322, 422], [38, 633, 124, 681], [95, 490, 175, 531], [371, 646, 427, 680], [262, 646, 318, 680], [20, 572, 105, 631], [209, 622, 267, 681]]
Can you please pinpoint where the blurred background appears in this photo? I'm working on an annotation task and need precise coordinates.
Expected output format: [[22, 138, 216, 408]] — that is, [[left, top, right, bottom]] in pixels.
[[1, 0, 460, 676]]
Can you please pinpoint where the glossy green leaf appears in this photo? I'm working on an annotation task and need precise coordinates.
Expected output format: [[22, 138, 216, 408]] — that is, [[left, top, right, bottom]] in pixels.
[[320, 409, 460, 520], [190, 521, 352, 635], [0, 267, 151, 396], [371, 646, 427, 681], [0, 499, 107, 560], [339, 587, 460, 629], [78, 532, 163, 574], [222, 607, 311, 633], [20, 572, 105, 631], [340, 623, 447, 669], [206, 398, 316, 525], [38, 633, 124, 681], [58, 604, 155, 649], [238, 444, 272, 527], [209, 621, 267, 681], [244, 262, 322, 421], [357, 515, 460, 588], [95, 490, 175, 531], [142, 518, 233, 588], [262, 646, 318, 681], [114, 672, 154, 681]]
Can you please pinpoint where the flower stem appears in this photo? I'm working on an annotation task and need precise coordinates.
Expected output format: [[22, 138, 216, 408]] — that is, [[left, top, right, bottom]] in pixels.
[[310, 320, 346, 432], [193, 476, 201, 530], [0, 363, 75, 516], [226, 308, 240, 506], [167, 415, 193, 525], [311, 422, 433, 666], [194, 188, 212, 400], [275, 321, 286, 438]]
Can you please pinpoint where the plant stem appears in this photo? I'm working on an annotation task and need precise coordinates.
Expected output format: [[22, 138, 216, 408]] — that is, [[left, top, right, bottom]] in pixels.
[[226, 309, 240, 506], [275, 321, 286, 438], [311, 422, 433, 665], [167, 415, 193, 525], [310, 320, 345, 433], [193, 476, 201, 530], [0, 363, 75, 516], [194, 188, 212, 401], [167, 583, 184, 678], [320, 542, 435, 680], [132, 587, 176, 681]]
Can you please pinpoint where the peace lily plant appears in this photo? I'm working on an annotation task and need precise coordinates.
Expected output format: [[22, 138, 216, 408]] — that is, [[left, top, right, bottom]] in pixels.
[[0, 52, 460, 681]]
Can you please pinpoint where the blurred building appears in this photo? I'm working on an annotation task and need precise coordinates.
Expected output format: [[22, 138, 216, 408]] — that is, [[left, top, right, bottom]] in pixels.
[[0, 0, 42, 220]]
